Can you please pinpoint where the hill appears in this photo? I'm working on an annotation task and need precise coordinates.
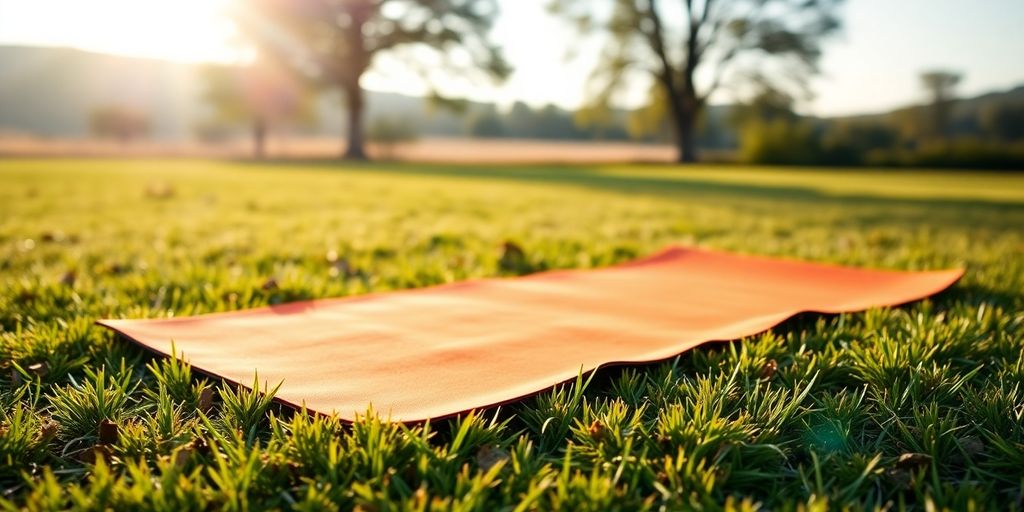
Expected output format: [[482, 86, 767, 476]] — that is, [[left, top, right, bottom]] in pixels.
[[835, 84, 1024, 125]]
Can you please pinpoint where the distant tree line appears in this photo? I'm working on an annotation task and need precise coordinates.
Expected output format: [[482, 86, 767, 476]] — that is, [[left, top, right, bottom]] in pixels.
[[464, 102, 631, 141], [106, 0, 1019, 169], [551, 0, 843, 162], [734, 71, 1024, 169], [194, 0, 844, 163]]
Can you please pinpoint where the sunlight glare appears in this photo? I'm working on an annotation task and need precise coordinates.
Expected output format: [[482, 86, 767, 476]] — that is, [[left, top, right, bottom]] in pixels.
[[0, 0, 241, 62]]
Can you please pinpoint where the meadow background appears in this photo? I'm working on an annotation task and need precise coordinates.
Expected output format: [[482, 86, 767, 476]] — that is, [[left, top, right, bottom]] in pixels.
[[2, 0, 1024, 509]]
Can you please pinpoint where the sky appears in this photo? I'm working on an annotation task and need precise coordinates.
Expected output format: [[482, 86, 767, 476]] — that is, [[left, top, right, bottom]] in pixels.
[[0, 0, 1022, 116]]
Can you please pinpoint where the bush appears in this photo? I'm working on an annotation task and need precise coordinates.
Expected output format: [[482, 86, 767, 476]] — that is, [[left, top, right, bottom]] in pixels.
[[738, 119, 820, 165], [819, 122, 900, 166], [739, 118, 1024, 170], [867, 138, 1024, 170]]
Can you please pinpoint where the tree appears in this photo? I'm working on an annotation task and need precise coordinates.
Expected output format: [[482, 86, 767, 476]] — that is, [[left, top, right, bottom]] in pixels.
[[625, 83, 671, 140], [551, 0, 842, 162], [199, 59, 316, 158], [235, 0, 509, 160], [89, 105, 150, 142], [505, 101, 537, 138], [920, 70, 961, 139]]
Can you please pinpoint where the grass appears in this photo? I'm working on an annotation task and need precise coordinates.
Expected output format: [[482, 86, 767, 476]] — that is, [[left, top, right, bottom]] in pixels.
[[0, 158, 1022, 510]]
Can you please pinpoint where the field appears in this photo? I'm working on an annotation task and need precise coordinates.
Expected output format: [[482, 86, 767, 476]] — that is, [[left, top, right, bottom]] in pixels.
[[0, 136, 683, 164], [1, 158, 1023, 509]]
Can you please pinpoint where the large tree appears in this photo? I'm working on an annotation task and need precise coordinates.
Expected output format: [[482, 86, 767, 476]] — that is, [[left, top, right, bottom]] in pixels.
[[551, 0, 843, 162], [236, 0, 509, 160], [919, 70, 961, 139], [199, 59, 316, 159]]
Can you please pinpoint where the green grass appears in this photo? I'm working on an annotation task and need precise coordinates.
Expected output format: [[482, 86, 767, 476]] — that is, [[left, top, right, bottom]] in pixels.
[[1, 158, 1022, 510]]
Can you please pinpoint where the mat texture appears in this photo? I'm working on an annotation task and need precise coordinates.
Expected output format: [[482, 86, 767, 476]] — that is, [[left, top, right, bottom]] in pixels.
[[98, 247, 963, 422]]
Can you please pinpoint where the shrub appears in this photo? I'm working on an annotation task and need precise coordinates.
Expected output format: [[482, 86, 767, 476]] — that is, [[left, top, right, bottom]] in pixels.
[[738, 119, 821, 165], [867, 138, 1024, 170]]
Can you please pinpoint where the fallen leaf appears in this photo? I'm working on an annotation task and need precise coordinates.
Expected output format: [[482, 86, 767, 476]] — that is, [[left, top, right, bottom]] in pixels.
[[884, 468, 912, 490], [896, 452, 932, 469], [189, 436, 211, 456], [144, 182, 175, 200], [27, 362, 48, 379], [39, 418, 59, 440], [59, 271, 76, 287], [498, 241, 527, 271], [106, 263, 128, 275], [98, 419, 119, 445], [198, 388, 214, 412]]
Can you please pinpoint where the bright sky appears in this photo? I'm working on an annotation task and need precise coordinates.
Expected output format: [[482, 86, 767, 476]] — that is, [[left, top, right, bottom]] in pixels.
[[0, 0, 1022, 116]]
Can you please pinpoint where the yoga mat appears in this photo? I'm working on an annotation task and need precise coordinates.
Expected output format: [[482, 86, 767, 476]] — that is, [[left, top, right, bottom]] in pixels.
[[98, 247, 962, 422]]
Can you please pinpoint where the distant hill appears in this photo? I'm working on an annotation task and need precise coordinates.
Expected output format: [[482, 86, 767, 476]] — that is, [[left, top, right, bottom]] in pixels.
[[0, 46, 198, 139], [1, 45, 1021, 146], [835, 85, 1024, 122], [827, 83, 1024, 138]]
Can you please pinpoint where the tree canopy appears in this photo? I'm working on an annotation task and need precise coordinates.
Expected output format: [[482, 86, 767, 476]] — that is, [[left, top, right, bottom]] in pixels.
[[551, 0, 843, 162], [234, 0, 509, 159]]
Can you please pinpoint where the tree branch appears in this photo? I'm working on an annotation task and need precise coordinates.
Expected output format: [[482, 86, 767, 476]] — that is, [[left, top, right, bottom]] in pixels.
[[644, 0, 681, 99]]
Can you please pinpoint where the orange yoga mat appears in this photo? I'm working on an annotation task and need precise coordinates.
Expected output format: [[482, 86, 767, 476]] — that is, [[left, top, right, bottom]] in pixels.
[[98, 247, 962, 422]]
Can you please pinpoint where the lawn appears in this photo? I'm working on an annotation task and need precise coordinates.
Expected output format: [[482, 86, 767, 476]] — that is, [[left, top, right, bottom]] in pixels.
[[1, 158, 1022, 510]]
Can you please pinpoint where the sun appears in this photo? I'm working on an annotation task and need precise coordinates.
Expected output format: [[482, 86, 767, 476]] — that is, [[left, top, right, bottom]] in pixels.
[[0, 0, 242, 63]]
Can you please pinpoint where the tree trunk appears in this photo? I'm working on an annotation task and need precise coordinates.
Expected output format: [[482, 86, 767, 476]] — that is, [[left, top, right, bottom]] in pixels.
[[252, 119, 267, 159], [343, 82, 367, 160], [657, 74, 701, 164], [673, 106, 699, 163]]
